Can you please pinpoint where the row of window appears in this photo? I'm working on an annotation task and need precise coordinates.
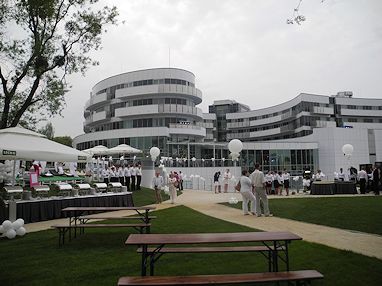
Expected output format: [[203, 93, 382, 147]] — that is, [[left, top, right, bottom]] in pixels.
[[96, 78, 195, 95], [347, 118, 382, 123], [345, 105, 382, 110], [91, 117, 195, 131]]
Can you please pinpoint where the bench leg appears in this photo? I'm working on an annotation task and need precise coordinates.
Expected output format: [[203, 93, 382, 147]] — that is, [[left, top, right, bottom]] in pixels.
[[141, 245, 148, 276]]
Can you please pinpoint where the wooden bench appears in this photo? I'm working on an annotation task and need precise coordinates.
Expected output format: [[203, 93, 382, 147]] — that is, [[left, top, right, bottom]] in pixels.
[[137, 246, 284, 273], [52, 223, 151, 246], [118, 270, 324, 285], [79, 215, 157, 222]]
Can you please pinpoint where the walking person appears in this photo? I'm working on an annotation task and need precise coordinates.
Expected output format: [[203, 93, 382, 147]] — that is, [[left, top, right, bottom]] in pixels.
[[250, 163, 272, 217], [136, 163, 142, 190], [282, 169, 290, 196], [168, 172, 178, 204], [152, 171, 164, 204], [237, 170, 256, 215], [357, 167, 368, 194]]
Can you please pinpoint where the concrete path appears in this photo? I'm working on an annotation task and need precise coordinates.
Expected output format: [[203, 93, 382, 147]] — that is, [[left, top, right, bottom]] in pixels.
[[174, 190, 382, 260], [25, 189, 382, 260]]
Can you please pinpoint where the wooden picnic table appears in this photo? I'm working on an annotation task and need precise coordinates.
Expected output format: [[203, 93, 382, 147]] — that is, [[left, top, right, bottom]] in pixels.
[[125, 231, 302, 276]]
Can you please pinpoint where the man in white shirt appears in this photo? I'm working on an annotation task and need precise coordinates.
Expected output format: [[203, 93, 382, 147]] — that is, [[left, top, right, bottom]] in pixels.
[[130, 164, 136, 191], [250, 163, 271, 217], [152, 171, 164, 203], [178, 171, 184, 191], [338, 168, 346, 181], [357, 167, 368, 194], [118, 165, 125, 186], [124, 164, 131, 191], [314, 170, 325, 181], [136, 163, 142, 190]]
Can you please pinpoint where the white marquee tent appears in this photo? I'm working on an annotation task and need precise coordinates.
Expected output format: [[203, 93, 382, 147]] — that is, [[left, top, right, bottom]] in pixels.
[[104, 144, 142, 155], [0, 126, 90, 162]]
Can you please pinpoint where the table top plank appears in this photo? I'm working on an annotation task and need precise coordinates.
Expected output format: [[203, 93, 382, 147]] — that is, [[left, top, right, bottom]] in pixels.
[[125, 232, 302, 245], [62, 206, 155, 212]]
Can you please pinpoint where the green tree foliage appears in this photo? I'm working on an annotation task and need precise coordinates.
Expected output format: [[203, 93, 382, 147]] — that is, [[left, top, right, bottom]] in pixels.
[[0, 0, 118, 129], [38, 122, 55, 139], [53, 136, 72, 147]]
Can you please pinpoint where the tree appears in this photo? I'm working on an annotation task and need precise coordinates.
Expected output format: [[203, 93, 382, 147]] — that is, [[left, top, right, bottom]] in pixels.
[[0, 0, 118, 129], [53, 136, 72, 147], [38, 122, 55, 139]]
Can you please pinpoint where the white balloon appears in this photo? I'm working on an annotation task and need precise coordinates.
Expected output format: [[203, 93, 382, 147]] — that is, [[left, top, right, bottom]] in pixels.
[[12, 221, 22, 230], [16, 218, 25, 226], [5, 229, 17, 239], [191, 157, 196, 162], [342, 144, 354, 156], [149, 147, 160, 157], [16, 227, 26, 236], [228, 139, 243, 153], [2, 220, 12, 231]]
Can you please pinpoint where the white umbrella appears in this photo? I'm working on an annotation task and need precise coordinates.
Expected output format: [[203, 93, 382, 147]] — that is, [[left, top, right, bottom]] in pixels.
[[82, 145, 109, 155], [0, 126, 90, 162], [105, 144, 142, 155]]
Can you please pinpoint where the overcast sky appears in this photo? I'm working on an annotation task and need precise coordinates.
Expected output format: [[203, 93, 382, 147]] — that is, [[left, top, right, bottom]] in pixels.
[[50, 0, 382, 137]]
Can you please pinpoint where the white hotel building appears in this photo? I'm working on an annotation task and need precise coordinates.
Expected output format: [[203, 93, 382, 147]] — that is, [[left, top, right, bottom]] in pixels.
[[73, 68, 382, 177]]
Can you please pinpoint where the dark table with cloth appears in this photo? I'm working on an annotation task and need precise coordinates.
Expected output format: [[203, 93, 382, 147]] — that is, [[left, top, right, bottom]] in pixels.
[[334, 181, 357, 194], [311, 181, 335, 195], [0, 193, 133, 223]]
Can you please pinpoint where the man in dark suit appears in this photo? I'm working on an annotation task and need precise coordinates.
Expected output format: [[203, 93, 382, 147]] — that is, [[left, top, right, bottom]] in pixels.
[[372, 165, 381, 195]]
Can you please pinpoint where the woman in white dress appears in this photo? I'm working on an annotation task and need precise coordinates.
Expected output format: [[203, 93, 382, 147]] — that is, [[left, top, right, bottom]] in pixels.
[[238, 170, 256, 215], [168, 172, 178, 204]]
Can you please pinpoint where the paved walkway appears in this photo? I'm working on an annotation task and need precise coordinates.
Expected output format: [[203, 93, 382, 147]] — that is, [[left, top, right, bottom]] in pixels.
[[25, 190, 382, 260]]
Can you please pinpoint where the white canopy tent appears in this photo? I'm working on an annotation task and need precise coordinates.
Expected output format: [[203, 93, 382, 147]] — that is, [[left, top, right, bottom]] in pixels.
[[104, 144, 142, 155], [82, 145, 109, 156], [0, 126, 90, 162]]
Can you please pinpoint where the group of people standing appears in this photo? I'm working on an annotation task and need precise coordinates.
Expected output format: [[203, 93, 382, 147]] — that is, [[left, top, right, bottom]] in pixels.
[[152, 170, 184, 204], [264, 169, 290, 196], [102, 163, 142, 191], [213, 169, 232, 193], [238, 163, 272, 217]]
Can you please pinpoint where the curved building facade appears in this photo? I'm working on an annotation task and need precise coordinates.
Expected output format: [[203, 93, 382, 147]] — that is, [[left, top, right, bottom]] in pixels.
[[74, 68, 382, 177], [75, 68, 205, 157]]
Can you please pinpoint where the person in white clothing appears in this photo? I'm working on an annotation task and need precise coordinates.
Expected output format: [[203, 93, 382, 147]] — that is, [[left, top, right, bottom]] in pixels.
[[102, 165, 110, 184], [152, 171, 164, 203], [338, 168, 346, 181], [357, 167, 368, 194], [250, 163, 272, 217], [124, 164, 131, 191], [118, 165, 125, 185], [275, 171, 283, 196], [168, 172, 177, 204], [265, 171, 273, 195], [130, 165, 136, 191], [136, 163, 142, 190], [223, 169, 232, 193], [282, 169, 290, 196], [314, 170, 325, 181], [238, 170, 256, 215]]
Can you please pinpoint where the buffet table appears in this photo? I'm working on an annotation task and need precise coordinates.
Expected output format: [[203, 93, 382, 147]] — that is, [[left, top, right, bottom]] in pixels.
[[0, 192, 133, 223], [311, 181, 357, 195]]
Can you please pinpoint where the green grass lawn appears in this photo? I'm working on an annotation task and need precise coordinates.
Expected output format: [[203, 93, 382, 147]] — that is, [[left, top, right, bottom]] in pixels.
[[224, 196, 382, 235], [1, 205, 382, 286], [131, 187, 179, 206]]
